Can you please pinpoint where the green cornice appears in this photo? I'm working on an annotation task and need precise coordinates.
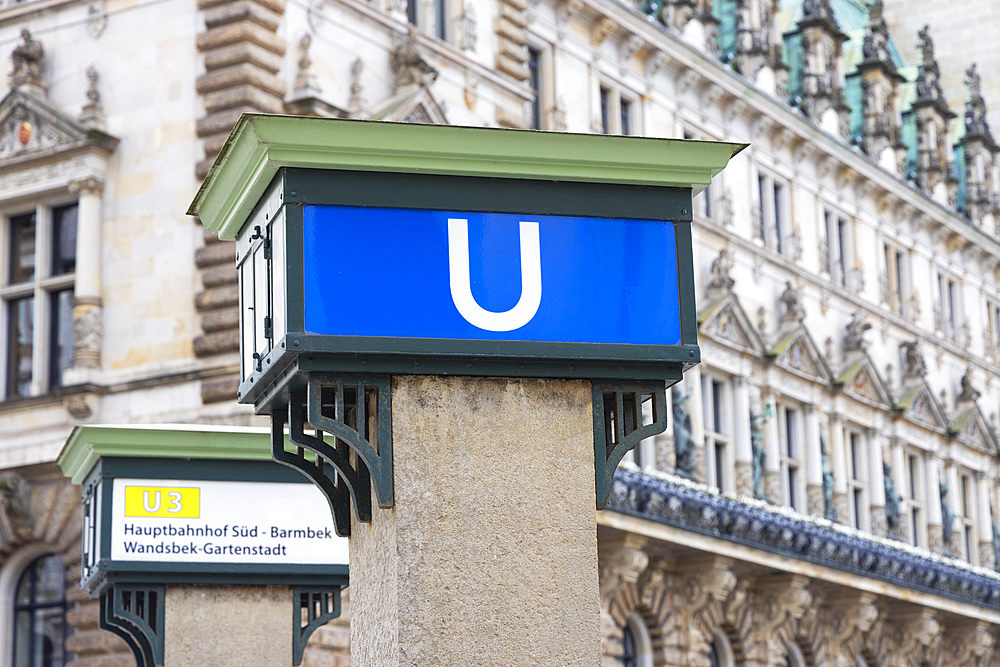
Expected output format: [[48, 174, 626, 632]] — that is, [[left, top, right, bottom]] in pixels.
[[189, 114, 748, 241], [58, 424, 272, 484]]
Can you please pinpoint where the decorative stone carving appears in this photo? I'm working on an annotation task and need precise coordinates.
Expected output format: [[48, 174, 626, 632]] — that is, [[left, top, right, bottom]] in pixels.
[[843, 310, 871, 353], [391, 30, 439, 89], [0, 473, 33, 544], [901, 340, 926, 379], [9, 29, 45, 94], [940, 479, 955, 548], [293, 35, 321, 99], [884, 462, 901, 529], [958, 366, 981, 403], [72, 300, 103, 370], [750, 407, 767, 499], [673, 387, 697, 479], [459, 2, 477, 52], [349, 58, 367, 118], [591, 17, 618, 48], [821, 438, 836, 520], [912, 26, 956, 200], [779, 281, 805, 325], [87, 0, 109, 38], [707, 249, 735, 299], [79, 66, 105, 129]]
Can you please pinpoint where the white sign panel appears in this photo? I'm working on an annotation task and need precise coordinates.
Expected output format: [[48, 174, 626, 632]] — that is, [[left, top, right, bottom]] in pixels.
[[110, 479, 348, 565]]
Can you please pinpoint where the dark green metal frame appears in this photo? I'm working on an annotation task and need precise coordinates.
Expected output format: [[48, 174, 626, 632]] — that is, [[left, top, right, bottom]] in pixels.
[[80, 457, 349, 595], [99, 584, 165, 667], [593, 381, 669, 509], [236, 167, 699, 413], [292, 587, 343, 665]]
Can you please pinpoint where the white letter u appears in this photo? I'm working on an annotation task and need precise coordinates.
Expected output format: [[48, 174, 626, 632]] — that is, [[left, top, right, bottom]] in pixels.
[[447, 218, 542, 332]]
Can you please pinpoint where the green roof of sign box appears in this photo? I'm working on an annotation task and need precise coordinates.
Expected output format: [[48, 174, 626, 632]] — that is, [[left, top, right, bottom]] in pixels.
[[189, 114, 748, 241], [58, 424, 273, 484]]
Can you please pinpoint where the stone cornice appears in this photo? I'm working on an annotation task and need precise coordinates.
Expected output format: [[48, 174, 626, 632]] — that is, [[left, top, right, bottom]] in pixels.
[[608, 468, 1000, 615]]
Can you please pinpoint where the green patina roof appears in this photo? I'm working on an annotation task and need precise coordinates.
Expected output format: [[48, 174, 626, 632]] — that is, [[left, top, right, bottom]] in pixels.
[[835, 354, 866, 385], [190, 115, 747, 241], [58, 424, 274, 485], [767, 327, 799, 357], [894, 383, 922, 411]]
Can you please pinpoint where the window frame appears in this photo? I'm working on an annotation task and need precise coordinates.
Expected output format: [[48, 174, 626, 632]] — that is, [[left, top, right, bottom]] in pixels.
[[936, 270, 962, 342], [757, 171, 790, 255], [598, 80, 640, 136], [844, 427, 868, 532], [958, 469, 978, 564], [701, 373, 733, 494], [0, 199, 78, 401], [777, 402, 805, 512], [882, 241, 910, 316], [906, 450, 926, 548], [823, 208, 854, 288]]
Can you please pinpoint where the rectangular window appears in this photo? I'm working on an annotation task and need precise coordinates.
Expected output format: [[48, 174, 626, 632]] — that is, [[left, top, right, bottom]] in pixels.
[[757, 173, 789, 254], [937, 272, 960, 341], [823, 210, 852, 287], [702, 375, 731, 493], [845, 429, 867, 531], [884, 243, 908, 315], [434, 0, 447, 39], [620, 99, 631, 136], [528, 49, 542, 131], [987, 299, 1000, 359], [1, 202, 78, 400], [959, 471, 977, 564], [778, 404, 803, 511]]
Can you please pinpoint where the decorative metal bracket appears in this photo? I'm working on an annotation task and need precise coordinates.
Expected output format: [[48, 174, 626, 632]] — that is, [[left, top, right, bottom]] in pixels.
[[271, 374, 393, 537], [99, 585, 165, 667], [593, 381, 667, 509], [292, 587, 343, 665]]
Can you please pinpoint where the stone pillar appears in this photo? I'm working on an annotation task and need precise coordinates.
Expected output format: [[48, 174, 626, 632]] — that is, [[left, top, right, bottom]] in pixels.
[[829, 415, 847, 522], [350, 376, 600, 666], [977, 473, 994, 567], [762, 390, 781, 503], [164, 586, 291, 666], [804, 405, 823, 517], [733, 376, 753, 497], [868, 429, 887, 537], [890, 439, 907, 540], [686, 364, 706, 482], [926, 457, 943, 554], [69, 178, 103, 371]]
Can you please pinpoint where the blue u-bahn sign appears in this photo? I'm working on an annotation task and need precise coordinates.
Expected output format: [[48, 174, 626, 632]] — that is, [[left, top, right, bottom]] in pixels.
[[230, 165, 702, 411], [301, 205, 681, 346]]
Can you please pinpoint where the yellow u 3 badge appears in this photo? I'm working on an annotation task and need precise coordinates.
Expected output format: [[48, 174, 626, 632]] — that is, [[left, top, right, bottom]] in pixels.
[[124, 486, 200, 518]]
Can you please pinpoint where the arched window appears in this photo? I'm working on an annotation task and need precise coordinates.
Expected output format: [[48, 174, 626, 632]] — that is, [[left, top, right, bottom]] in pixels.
[[709, 628, 736, 667], [12, 554, 67, 667], [616, 612, 653, 667], [784, 642, 806, 667]]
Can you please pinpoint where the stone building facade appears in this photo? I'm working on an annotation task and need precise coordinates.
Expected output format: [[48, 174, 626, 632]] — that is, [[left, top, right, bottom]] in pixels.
[[0, 0, 999, 663]]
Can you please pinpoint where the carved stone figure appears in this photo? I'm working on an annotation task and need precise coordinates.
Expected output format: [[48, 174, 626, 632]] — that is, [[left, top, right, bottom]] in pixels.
[[390, 28, 438, 88], [0, 473, 33, 543], [707, 249, 735, 297], [844, 310, 871, 353], [750, 408, 767, 499], [884, 463, 901, 529], [941, 479, 955, 547], [992, 504, 1000, 571], [821, 437, 835, 520], [672, 388, 697, 479], [780, 281, 805, 325], [915, 26, 944, 102], [9, 29, 44, 89], [964, 64, 991, 137], [958, 366, 981, 402], [901, 340, 927, 379]]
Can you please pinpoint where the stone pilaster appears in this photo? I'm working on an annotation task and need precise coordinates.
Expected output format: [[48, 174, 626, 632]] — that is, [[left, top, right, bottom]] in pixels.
[[495, 0, 530, 128], [193, 0, 287, 405]]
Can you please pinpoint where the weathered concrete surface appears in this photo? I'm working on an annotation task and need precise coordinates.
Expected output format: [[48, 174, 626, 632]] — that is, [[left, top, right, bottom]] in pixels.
[[350, 376, 600, 667], [164, 585, 291, 666]]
